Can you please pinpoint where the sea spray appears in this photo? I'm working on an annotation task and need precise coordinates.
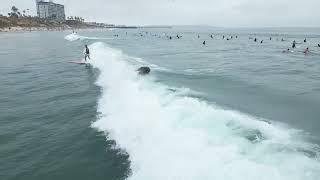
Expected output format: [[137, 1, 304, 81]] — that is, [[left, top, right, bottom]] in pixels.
[[64, 33, 82, 41], [89, 42, 320, 180], [64, 33, 111, 42]]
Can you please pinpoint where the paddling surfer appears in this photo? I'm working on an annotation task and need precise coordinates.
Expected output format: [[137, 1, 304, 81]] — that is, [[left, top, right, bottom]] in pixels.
[[282, 48, 290, 53]]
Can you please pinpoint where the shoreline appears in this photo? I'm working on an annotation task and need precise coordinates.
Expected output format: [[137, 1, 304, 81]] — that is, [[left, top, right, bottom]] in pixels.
[[0, 26, 139, 33], [0, 16, 139, 33], [0, 26, 111, 33], [0, 26, 142, 33]]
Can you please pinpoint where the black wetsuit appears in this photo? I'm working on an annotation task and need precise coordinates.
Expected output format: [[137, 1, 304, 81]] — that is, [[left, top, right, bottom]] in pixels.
[[85, 47, 90, 61], [86, 47, 89, 54]]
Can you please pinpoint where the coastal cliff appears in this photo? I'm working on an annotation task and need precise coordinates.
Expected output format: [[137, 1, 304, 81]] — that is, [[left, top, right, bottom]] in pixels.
[[0, 16, 99, 32]]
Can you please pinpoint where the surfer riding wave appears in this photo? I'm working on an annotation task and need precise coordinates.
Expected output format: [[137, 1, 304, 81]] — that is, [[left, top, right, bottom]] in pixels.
[[84, 45, 90, 62]]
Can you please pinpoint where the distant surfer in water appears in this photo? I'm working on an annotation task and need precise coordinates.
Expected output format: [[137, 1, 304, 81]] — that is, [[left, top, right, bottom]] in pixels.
[[304, 47, 309, 54], [282, 48, 290, 53], [84, 45, 90, 62], [292, 40, 296, 48], [318, 44, 320, 47]]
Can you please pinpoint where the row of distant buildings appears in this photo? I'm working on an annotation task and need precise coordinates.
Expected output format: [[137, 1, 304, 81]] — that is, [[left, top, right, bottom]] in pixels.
[[34, 0, 131, 28], [36, 0, 65, 21]]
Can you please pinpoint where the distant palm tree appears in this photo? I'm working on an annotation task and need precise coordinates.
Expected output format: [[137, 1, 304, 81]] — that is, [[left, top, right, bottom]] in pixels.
[[11, 6, 18, 13], [10, 6, 19, 18]]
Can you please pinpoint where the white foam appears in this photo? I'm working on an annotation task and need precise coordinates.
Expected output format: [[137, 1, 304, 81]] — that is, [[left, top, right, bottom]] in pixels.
[[64, 33, 111, 42], [89, 42, 320, 180], [64, 33, 82, 41]]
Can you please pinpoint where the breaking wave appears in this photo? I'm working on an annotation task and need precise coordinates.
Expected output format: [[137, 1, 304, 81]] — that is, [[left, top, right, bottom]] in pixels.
[[89, 42, 320, 180], [64, 33, 110, 42]]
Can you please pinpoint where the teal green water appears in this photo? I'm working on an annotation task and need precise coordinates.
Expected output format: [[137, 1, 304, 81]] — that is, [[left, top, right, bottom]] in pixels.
[[0, 32, 130, 180], [1, 27, 320, 180]]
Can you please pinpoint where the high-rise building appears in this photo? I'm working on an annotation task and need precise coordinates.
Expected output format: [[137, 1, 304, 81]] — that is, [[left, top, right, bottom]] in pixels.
[[36, 0, 65, 22]]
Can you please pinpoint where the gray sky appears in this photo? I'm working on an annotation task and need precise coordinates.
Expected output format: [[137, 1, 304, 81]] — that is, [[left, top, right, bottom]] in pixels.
[[1, 0, 319, 27]]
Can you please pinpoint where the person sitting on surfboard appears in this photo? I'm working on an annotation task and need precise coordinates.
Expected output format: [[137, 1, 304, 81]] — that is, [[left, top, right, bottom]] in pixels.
[[292, 40, 296, 48], [84, 45, 90, 61]]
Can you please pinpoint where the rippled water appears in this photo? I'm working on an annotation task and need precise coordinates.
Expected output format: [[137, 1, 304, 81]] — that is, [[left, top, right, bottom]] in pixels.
[[1, 27, 320, 180]]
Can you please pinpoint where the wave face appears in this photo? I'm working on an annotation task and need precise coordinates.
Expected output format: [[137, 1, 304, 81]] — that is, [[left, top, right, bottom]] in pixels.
[[89, 42, 320, 180]]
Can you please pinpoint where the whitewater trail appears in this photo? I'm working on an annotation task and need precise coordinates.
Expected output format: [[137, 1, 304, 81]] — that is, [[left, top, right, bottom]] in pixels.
[[88, 42, 320, 180], [64, 33, 111, 42]]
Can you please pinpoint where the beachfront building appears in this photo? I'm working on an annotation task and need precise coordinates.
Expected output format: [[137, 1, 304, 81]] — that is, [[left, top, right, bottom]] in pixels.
[[36, 0, 65, 22]]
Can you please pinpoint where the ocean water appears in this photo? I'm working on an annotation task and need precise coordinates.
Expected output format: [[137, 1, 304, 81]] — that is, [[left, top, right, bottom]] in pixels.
[[1, 27, 320, 180]]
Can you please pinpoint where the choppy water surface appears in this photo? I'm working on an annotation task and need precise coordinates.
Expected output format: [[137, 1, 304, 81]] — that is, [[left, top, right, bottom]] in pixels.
[[1, 27, 320, 180]]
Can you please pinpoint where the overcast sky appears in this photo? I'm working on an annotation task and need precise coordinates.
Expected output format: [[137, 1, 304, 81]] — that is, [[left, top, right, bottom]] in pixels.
[[1, 0, 319, 27]]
